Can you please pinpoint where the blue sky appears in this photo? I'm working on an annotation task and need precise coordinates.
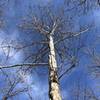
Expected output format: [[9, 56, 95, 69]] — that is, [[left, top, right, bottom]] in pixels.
[[0, 0, 100, 100]]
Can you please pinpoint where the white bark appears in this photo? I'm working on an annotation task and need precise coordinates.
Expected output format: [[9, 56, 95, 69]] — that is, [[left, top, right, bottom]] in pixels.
[[49, 33, 62, 100]]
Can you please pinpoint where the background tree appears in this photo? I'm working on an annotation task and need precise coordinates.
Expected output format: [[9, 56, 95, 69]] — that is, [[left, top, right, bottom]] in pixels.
[[70, 77, 99, 100]]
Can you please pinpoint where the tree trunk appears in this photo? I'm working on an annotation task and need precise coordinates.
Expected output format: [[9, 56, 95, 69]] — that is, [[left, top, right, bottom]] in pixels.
[[48, 33, 62, 100]]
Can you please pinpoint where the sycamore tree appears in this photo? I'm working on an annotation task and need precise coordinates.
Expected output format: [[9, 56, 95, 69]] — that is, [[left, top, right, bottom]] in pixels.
[[0, 0, 100, 100], [17, 0, 92, 99]]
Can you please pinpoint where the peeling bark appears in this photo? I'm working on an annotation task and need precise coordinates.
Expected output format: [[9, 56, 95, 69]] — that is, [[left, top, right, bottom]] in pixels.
[[49, 33, 62, 100]]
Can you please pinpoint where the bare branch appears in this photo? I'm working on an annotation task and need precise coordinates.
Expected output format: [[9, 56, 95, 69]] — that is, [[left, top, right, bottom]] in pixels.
[[55, 28, 89, 44], [58, 63, 76, 80], [0, 63, 48, 69]]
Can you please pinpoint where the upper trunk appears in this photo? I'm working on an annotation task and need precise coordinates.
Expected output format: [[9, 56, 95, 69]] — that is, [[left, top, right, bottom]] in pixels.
[[48, 33, 62, 100]]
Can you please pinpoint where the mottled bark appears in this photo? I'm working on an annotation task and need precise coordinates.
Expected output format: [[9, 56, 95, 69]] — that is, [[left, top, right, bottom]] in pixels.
[[49, 33, 62, 100]]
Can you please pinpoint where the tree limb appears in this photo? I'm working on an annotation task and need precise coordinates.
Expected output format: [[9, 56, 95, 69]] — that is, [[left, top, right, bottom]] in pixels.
[[58, 63, 76, 80], [55, 28, 89, 44], [0, 63, 48, 69]]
